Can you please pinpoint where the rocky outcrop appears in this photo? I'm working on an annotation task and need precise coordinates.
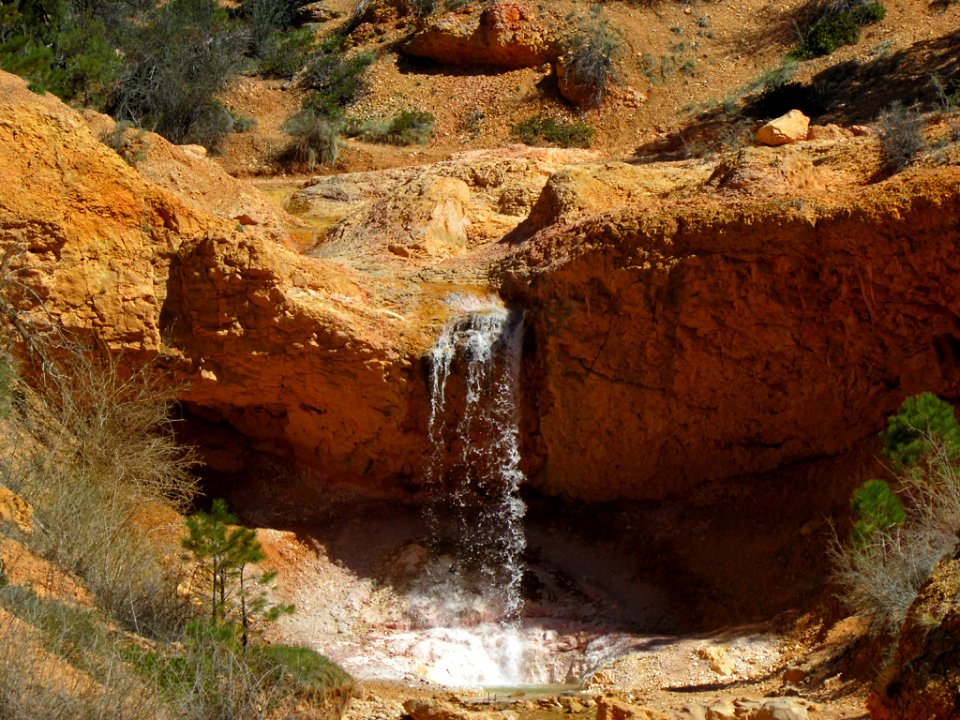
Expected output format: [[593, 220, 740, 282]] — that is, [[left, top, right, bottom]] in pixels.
[[80, 111, 298, 242], [0, 71, 433, 489], [5, 69, 960, 507], [402, 2, 556, 69], [755, 109, 811, 146], [289, 146, 597, 278], [499, 164, 960, 500], [868, 545, 960, 720]]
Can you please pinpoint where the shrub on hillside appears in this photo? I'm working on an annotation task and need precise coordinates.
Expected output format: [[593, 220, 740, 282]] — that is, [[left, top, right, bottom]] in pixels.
[[877, 102, 926, 172], [280, 109, 339, 168], [0, 318, 198, 639], [793, 0, 886, 59], [298, 39, 375, 120], [259, 27, 316, 79], [512, 115, 594, 148], [347, 109, 435, 145], [832, 394, 960, 635], [239, 0, 312, 56], [0, 2, 120, 107], [562, 12, 621, 107], [108, 0, 245, 149]]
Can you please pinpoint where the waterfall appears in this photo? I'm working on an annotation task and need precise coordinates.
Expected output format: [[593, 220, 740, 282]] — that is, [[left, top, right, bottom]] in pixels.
[[417, 293, 528, 685]]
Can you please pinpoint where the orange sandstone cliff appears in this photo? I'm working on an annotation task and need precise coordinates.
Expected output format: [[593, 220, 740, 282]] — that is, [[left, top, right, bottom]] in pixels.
[[3, 69, 960, 505]]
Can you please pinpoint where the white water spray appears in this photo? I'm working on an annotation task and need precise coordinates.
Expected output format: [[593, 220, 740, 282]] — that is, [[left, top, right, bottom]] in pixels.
[[418, 293, 528, 685]]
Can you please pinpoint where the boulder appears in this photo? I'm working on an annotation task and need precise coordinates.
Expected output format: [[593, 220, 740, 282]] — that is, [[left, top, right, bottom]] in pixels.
[[402, 1, 556, 68], [753, 698, 808, 720], [596, 695, 670, 720], [755, 109, 811, 146]]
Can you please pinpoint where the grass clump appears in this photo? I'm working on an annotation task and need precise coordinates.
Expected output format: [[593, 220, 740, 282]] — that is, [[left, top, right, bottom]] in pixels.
[[562, 10, 621, 107], [792, 0, 886, 59], [281, 109, 340, 168], [347, 110, 436, 145], [100, 121, 149, 167], [877, 102, 926, 172], [832, 393, 960, 635], [512, 115, 594, 148]]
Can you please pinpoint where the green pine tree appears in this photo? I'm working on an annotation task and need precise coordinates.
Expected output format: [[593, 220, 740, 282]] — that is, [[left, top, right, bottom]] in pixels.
[[182, 499, 292, 646], [880, 392, 960, 466]]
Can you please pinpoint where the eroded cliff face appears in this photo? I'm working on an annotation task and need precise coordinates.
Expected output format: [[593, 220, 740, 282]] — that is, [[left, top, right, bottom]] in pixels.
[[4, 68, 960, 506], [0, 72, 435, 491], [498, 166, 960, 500]]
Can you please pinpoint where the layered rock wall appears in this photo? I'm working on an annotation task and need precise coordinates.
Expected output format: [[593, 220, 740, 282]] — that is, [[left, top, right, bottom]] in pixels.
[[500, 170, 960, 500]]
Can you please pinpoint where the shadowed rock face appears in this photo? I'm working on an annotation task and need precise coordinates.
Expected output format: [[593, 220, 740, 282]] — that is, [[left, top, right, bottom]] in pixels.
[[498, 171, 960, 500]]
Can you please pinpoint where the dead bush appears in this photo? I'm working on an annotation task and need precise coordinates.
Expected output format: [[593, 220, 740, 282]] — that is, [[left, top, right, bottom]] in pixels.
[[877, 101, 926, 172], [0, 321, 198, 639]]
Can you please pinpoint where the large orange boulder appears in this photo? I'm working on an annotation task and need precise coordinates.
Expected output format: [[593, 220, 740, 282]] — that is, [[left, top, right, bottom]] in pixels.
[[402, 2, 556, 68]]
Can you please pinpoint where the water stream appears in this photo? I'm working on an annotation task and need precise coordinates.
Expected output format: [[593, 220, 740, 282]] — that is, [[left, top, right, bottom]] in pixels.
[[416, 293, 528, 685]]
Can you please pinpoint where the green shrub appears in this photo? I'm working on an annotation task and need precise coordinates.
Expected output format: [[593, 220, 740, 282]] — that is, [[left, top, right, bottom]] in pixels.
[[239, 0, 312, 55], [832, 394, 960, 635], [0, 1, 120, 108], [349, 109, 435, 145], [134, 622, 353, 720], [512, 115, 594, 148], [876, 102, 927, 173], [258, 27, 316, 78], [880, 392, 959, 464], [250, 644, 353, 703], [793, 1, 886, 59], [850, 479, 906, 547], [563, 12, 621, 107], [299, 39, 375, 120], [109, 0, 245, 148], [281, 109, 339, 167]]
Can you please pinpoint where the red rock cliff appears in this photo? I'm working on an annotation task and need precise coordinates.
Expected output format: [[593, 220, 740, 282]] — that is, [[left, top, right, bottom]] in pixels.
[[499, 168, 960, 500]]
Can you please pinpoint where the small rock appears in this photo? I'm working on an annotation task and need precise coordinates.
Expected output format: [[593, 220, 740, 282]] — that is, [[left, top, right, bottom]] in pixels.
[[755, 109, 811, 146], [697, 645, 736, 677], [781, 666, 807, 685], [754, 697, 809, 720], [596, 695, 670, 720], [705, 699, 737, 720]]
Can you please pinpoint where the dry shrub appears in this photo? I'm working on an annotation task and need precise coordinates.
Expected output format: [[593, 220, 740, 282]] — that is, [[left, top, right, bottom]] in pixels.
[[832, 437, 960, 635], [0, 325, 198, 639], [878, 102, 927, 172], [0, 587, 161, 720]]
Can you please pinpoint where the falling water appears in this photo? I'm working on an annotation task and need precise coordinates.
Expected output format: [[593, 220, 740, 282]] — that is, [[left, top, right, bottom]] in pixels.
[[418, 293, 528, 685]]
